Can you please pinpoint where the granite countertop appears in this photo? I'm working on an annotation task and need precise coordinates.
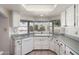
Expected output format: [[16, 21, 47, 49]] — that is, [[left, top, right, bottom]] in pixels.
[[54, 34, 79, 54], [11, 34, 30, 40]]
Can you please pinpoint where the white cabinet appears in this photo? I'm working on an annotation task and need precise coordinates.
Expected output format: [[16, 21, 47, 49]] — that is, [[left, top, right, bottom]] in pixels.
[[34, 37, 49, 49], [22, 37, 33, 55], [34, 37, 41, 49], [54, 39, 60, 55], [42, 37, 50, 49], [59, 42, 66, 55], [49, 38, 54, 51], [12, 11, 20, 27], [52, 38, 66, 55], [61, 11, 66, 27], [15, 40, 22, 55], [75, 4, 79, 27], [66, 46, 78, 55], [66, 5, 74, 27]]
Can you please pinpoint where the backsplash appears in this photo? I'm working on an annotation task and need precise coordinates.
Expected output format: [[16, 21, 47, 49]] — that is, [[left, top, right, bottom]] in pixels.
[[64, 27, 79, 41]]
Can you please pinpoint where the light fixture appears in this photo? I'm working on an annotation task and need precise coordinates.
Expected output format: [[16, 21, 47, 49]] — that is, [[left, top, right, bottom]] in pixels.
[[21, 4, 57, 13]]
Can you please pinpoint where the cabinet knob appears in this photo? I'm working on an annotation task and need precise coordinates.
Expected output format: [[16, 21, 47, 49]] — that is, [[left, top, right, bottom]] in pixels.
[[17, 41, 20, 43], [60, 44, 63, 46], [64, 50, 66, 54], [56, 40, 58, 42]]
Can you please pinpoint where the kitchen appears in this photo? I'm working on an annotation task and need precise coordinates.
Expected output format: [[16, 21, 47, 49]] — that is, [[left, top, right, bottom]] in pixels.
[[0, 4, 79, 55]]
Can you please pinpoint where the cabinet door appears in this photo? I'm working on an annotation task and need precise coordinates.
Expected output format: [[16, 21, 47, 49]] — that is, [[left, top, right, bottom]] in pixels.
[[59, 42, 66, 55], [73, 4, 79, 27], [49, 38, 54, 51], [41, 37, 49, 49], [54, 39, 60, 55], [77, 5, 79, 27], [34, 37, 41, 49], [61, 11, 66, 27], [15, 40, 22, 55], [28, 37, 33, 52], [66, 5, 74, 27], [22, 38, 33, 55], [12, 12, 20, 27]]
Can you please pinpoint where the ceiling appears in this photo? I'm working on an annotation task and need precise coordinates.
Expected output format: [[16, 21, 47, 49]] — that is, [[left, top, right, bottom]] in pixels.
[[0, 4, 72, 18]]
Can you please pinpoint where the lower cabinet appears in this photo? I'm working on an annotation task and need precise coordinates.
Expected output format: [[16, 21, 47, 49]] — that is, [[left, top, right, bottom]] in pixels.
[[51, 37, 78, 55], [49, 38, 54, 51], [54, 39, 60, 55], [59, 42, 66, 55], [14, 39, 22, 55], [66, 46, 78, 55], [22, 37, 33, 55], [34, 37, 41, 49], [13, 36, 78, 55], [34, 37, 50, 49]]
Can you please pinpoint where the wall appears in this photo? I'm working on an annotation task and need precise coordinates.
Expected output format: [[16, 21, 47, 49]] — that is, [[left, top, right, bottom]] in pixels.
[[0, 7, 10, 55], [0, 17, 10, 54]]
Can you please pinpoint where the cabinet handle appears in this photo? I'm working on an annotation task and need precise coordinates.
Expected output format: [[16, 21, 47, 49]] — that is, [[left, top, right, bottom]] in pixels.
[[17, 41, 20, 43], [60, 44, 63, 46]]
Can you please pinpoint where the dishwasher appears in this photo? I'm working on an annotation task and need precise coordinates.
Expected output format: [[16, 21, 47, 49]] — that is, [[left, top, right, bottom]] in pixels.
[[22, 37, 33, 55]]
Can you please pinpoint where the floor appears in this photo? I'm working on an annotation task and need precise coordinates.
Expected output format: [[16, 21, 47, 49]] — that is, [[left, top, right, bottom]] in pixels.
[[26, 50, 57, 55]]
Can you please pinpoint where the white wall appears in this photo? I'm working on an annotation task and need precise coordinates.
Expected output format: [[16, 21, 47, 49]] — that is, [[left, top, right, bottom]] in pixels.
[[0, 17, 10, 55], [0, 7, 10, 55]]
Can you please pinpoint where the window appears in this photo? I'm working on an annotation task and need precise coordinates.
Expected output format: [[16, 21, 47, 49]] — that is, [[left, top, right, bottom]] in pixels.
[[17, 21, 28, 34], [29, 21, 53, 36], [53, 20, 61, 34]]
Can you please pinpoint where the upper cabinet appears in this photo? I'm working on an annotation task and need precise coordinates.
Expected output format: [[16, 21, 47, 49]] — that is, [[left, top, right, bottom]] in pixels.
[[9, 11, 20, 27], [66, 5, 74, 27], [77, 5, 79, 27], [12, 11, 20, 27], [61, 11, 66, 27], [75, 4, 79, 27], [0, 7, 9, 18]]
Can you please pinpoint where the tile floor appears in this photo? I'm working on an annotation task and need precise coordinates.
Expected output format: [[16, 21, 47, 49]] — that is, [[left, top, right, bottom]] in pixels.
[[26, 50, 57, 55]]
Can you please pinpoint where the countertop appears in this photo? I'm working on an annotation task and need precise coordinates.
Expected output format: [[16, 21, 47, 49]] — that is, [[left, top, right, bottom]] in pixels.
[[54, 34, 79, 54], [12, 34, 79, 54], [11, 34, 30, 40]]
